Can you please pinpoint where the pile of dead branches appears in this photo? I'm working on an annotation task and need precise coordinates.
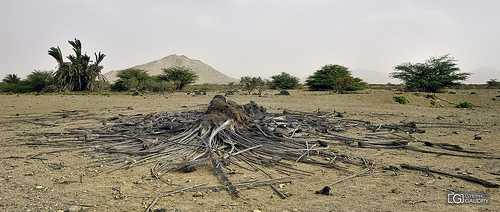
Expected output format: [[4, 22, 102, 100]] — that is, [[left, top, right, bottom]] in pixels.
[[29, 95, 499, 199]]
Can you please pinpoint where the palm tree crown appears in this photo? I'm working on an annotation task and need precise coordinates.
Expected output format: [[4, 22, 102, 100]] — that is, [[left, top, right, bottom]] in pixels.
[[48, 38, 106, 91]]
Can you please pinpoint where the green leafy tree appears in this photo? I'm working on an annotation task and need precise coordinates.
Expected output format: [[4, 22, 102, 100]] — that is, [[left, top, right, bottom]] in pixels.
[[486, 79, 500, 88], [111, 68, 150, 91], [333, 77, 356, 93], [347, 77, 367, 91], [305, 64, 365, 92], [240, 76, 266, 95], [158, 66, 198, 90], [25, 70, 55, 92], [143, 76, 176, 92], [48, 38, 106, 91], [2, 74, 21, 84], [390, 54, 470, 93], [270, 72, 299, 90]]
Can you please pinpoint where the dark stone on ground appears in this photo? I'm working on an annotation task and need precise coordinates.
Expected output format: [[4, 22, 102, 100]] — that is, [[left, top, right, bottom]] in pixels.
[[315, 186, 331, 195]]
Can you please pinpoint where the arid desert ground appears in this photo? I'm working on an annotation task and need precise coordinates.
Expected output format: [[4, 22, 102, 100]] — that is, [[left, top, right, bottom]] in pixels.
[[0, 89, 499, 211]]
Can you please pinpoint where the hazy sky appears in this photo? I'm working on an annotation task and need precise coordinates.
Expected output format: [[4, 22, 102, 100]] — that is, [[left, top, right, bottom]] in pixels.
[[1, 0, 499, 83]]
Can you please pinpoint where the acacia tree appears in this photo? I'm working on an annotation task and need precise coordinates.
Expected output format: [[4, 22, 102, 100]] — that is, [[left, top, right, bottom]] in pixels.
[[25, 70, 55, 92], [390, 54, 470, 93], [111, 68, 150, 91], [240, 76, 266, 95], [158, 66, 198, 90], [48, 38, 106, 91], [270, 72, 299, 90], [487, 79, 500, 88], [333, 77, 356, 93], [305, 64, 365, 92]]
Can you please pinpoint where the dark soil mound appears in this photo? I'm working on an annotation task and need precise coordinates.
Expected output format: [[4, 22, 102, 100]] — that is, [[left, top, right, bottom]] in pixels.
[[202, 95, 253, 125]]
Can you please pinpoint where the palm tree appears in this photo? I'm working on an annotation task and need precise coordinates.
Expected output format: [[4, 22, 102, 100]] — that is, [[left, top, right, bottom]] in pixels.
[[48, 38, 106, 91], [2, 74, 21, 84]]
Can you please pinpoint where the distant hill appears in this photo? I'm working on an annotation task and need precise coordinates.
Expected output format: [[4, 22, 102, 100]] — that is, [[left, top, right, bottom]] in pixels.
[[466, 67, 500, 84], [103, 54, 238, 84]]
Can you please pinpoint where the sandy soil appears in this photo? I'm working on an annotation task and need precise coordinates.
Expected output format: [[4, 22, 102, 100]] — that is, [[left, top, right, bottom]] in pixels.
[[0, 89, 499, 212]]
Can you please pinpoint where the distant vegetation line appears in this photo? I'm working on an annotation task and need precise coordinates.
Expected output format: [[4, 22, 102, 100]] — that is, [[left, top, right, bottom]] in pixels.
[[1, 39, 499, 94]]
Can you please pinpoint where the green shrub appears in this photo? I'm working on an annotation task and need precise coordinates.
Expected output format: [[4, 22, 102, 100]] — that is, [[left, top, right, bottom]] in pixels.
[[41, 84, 59, 93], [487, 79, 500, 88], [427, 105, 443, 108], [457, 101, 473, 108], [25, 70, 55, 92], [393, 95, 408, 104]]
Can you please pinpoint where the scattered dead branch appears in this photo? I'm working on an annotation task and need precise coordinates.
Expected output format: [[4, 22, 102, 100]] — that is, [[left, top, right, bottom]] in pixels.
[[144, 197, 158, 212], [400, 164, 500, 188], [163, 183, 208, 196], [326, 167, 372, 187]]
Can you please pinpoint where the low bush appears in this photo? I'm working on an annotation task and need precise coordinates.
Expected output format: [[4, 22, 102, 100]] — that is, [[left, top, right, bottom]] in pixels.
[[393, 95, 408, 104], [427, 105, 443, 108], [487, 79, 500, 88], [457, 101, 474, 108]]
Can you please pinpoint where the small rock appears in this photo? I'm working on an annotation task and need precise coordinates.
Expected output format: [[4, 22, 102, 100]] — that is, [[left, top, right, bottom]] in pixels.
[[193, 191, 203, 197], [315, 186, 331, 195], [67, 205, 82, 212], [425, 180, 436, 185], [418, 180, 436, 186], [35, 185, 44, 190]]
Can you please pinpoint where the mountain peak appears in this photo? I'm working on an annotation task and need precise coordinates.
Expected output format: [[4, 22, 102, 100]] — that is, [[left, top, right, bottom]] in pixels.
[[103, 55, 238, 84]]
